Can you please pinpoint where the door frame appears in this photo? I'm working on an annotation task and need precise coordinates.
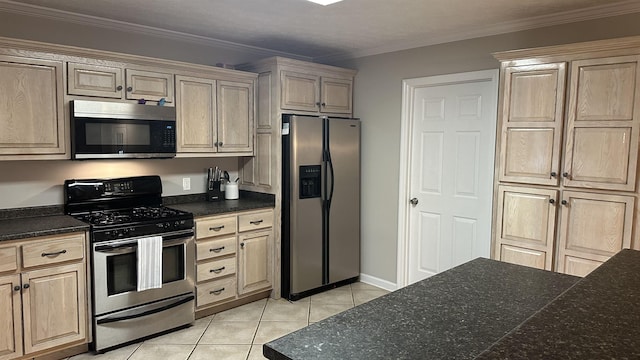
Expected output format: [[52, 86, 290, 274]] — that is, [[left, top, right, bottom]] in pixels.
[[396, 69, 499, 288]]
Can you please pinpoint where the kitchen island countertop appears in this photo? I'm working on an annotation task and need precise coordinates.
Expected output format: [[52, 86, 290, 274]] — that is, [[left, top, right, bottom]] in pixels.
[[266, 250, 640, 360], [264, 257, 579, 360]]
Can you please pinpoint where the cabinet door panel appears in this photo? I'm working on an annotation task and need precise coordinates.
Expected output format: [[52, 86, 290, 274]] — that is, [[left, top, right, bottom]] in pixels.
[[0, 275, 22, 360], [238, 230, 273, 295], [22, 263, 86, 354], [563, 256, 602, 277], [0, 57, 65, 155], [500, 245, 546, 270], [67, 63, 123, 98], [176, 76, 217, 153], [281, 71, 319, 112], [557, 191, 634, 274], [569, 127, 631, 185], [498, 63, 566, 185], [125, 69, 174, 103], [495, 186, 557, 270], [217, 80, 253, 153], [564, 56, 640, 191], [321, 77, 352, 114]]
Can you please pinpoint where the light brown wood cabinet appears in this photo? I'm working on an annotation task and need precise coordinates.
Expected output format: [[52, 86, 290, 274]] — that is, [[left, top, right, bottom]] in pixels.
[[175, 76, 254, 156], [0, 56, 65, 159], [281, 70, 352, 115], [0, 36, 258, 161], [492, 37, 640, 276], [0, 232, 88, 360], [68, 63, 174, 103], [194, 208, 273, 315]]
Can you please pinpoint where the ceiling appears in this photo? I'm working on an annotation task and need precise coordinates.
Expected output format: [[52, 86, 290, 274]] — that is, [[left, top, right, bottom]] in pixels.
[[2, 0, 640, 61]]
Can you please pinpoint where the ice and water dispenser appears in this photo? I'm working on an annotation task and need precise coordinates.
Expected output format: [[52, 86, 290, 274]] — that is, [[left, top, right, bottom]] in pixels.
[[299, 165, 321, 199]]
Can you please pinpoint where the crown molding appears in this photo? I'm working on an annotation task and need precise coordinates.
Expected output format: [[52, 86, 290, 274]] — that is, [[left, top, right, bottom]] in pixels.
[[316, 0, 640, 62], [0, 0, 313, 62]]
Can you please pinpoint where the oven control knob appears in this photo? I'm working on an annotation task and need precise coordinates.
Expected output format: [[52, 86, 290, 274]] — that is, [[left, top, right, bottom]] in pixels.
[[156, 223, 164, 228], [165, 222, 170, 228], [174, 221, 179, 227]]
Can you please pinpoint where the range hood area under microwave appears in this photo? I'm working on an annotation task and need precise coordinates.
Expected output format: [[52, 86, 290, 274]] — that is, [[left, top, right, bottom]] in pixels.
[[70, 100, 177, 160]]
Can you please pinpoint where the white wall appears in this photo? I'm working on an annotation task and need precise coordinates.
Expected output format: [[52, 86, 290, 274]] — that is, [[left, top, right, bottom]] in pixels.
[[0, 158, 239, 209], [336, 12, 640, 286]]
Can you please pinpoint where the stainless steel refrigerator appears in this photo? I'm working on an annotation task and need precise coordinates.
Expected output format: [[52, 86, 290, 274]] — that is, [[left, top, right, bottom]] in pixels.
[[282, 114, 360, 301]]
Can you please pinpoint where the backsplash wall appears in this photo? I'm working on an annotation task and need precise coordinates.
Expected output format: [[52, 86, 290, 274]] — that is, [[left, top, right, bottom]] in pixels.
[[0, 157, 239, 209]]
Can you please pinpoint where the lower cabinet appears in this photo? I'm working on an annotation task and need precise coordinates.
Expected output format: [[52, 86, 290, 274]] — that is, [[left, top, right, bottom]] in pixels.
[[0, 232, 88, 360], [194, 208, 274, 314], [238, 230, 273, 295], [495, 185, 634, 276]]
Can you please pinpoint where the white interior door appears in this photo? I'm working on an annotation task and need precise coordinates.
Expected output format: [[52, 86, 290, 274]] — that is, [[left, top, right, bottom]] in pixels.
[[404, 71, 498, 285]]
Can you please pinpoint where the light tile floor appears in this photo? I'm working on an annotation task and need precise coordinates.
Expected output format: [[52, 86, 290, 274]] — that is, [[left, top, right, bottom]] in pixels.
[[66, 282, 389, 360]]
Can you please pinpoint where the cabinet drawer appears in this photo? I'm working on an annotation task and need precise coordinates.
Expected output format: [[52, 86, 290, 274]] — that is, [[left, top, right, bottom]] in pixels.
[[197, 277, 236, 307], [0, 246, 17, 273], [238, 210, 273, 232], [22, 233, 85, 268], [196, 216, 237, 239], [197, 237, 236, 261], [197, 257, 236, 282]]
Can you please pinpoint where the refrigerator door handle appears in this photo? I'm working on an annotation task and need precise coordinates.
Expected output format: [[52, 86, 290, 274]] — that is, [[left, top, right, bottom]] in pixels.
[[327, 150, 335, 209]]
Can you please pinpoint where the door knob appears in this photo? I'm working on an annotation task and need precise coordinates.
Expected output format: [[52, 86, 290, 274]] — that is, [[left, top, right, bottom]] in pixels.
[[410, 198, 419, 206]]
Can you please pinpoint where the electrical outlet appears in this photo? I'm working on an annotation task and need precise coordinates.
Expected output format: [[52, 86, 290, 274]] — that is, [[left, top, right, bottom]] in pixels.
[[182, 177, 191, 191]]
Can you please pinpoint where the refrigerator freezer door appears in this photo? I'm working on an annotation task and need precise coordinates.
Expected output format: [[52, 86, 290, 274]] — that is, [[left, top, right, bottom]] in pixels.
[[288, 115, 324, 294], [327, 118, 361, 283]]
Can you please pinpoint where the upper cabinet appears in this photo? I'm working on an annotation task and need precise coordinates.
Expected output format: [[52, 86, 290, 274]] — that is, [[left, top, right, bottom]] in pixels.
[[492, 36, 640, 276], [0, 36, 257, 160], [237, 57, 356, 193], [563, 56, 640, 191], [0, 56, 65, 159], [68, 63, 174, 103], [175, 75, 254, 156], [281, 71, 353, 114]]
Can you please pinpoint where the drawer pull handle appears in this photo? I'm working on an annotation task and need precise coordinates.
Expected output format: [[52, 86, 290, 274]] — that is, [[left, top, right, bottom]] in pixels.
[[209, 225, 224, 231], [250, 220, 264, 225], [41, 249, 67, 257], [210, 266, 226, 274], [210, 246, 225, 253], [210, 288, 225, 295]]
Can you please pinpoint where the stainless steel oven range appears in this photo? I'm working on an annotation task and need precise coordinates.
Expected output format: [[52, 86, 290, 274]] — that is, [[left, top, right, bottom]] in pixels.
[[64, 175, 195, 352]]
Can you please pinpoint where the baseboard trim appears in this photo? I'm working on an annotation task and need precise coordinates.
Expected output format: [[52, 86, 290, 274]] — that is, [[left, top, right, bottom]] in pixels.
[[359, 273, 398, 292]]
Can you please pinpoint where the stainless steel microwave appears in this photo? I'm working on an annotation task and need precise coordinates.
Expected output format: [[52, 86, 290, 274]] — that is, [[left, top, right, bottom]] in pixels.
[[70, 100, 177, 160]]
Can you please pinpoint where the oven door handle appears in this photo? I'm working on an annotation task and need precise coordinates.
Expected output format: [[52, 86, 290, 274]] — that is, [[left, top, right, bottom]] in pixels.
[[96, 294, 194, 324], [94, 244, 136, 254]]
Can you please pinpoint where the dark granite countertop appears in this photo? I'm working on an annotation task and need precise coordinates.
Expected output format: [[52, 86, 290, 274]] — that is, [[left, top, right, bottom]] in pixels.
[[166, 191, 275, 217], [476, 249, 640, 359], [0, 214, 89, 242], [264, 258, 579, 360], [0, 191, 274, 242]]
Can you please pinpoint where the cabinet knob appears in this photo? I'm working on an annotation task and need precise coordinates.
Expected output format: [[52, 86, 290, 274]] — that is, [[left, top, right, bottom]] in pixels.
[[127, 86, 133, 92], [14, 285, 20, 291], [562, 172, 570, 178], [240, 242, 245, 248], [561, 200, 568, 206], [549, 199, 555, 204], [116, 85, 123, 91], [218, 142, 223, 147], [315, 102, 321, 107], [550, 172, 557, 177], [321, 102, 326, 107], [23, 283, 30, 289]]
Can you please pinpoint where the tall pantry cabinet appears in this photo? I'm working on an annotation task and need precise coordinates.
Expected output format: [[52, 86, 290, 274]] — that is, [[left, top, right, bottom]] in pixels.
[[492, 37, 640, 277]]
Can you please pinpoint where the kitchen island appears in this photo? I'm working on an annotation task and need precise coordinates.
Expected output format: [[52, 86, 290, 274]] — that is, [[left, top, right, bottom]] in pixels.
[[264, 250, 640, 359]]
